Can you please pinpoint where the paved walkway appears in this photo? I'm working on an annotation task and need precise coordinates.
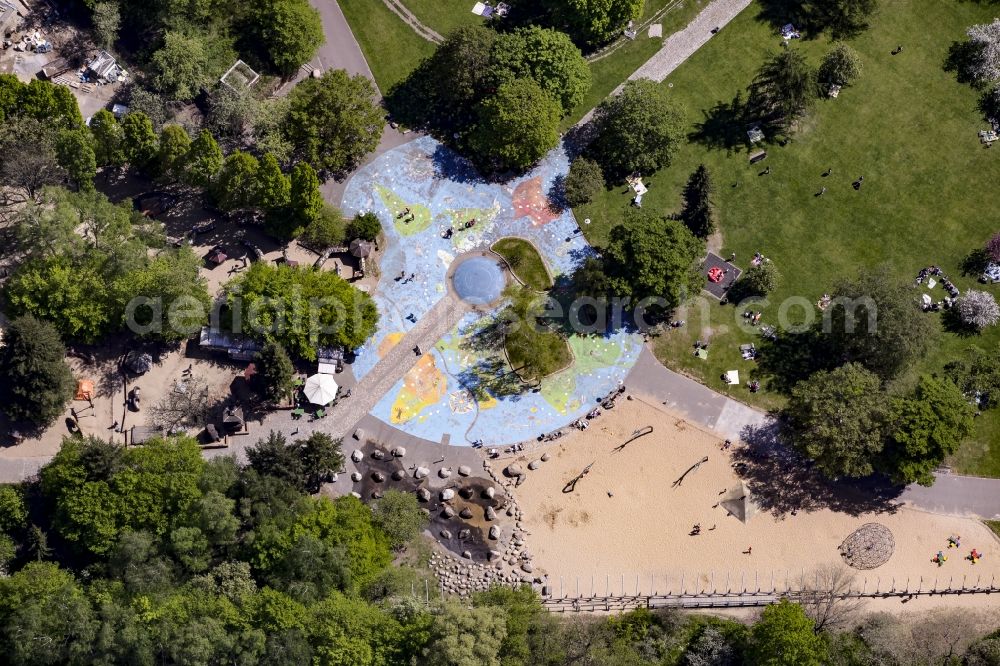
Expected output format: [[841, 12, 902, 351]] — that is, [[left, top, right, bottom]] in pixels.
[[577, 0, 753, 126]]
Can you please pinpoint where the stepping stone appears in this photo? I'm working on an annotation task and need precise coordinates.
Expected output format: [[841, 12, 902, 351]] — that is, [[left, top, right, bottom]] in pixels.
[[351, 449, 363, 463]]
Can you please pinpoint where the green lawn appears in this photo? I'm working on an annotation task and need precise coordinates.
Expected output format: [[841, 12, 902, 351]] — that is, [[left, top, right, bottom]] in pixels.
[[987, 520, 1000, 539], [575, 0, 1000, 474], [564, 0, 707, 126], [492, 237, 553, 290], [401, 0, 483, 37], [337, 0, 436, 91]]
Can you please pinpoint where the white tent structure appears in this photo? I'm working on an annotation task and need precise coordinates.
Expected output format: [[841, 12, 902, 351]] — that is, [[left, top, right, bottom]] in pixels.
[[303, 373, 338, 406]]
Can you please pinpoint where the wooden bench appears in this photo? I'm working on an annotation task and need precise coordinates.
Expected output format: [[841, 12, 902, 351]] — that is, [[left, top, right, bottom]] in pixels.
[[748, 150, 767, 164]]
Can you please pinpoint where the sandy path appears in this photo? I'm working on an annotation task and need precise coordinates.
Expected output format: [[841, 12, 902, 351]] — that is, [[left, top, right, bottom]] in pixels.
[[505, 397, 1000, 610]]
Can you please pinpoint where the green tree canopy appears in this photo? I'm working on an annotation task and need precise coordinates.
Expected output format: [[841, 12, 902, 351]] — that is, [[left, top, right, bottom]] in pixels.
[[224, 262, 378, 358], [215, 150, 260, 211], [149, 30, 212, 101], [590, 78, 684, 180], [346, 211, 382, 242], [248, 0, 324, 76], [0, 315, 74, 426], [542, 0, 644, 46], [884, 376, 974, 486], [183, 129, 224, 187], [55, 128, 97, 191], [40, 436, 205, 555], [491, 26, 591, 114], [740, 261, 781, 297], [563, 157, 605, 207], [301, 204, 348, 251], [253, 341, 297, 403], [89, 108, 124, 167], [576, 208, 703, 310], [285, 69, 384, 176], [746, 599, 828, 665], [120, 111, 160, 168], [471, 78, 561, 172], [254, 152, 292, 211], [158, 125, 192, 180], [819, 43, 863, 86], [785, 362, 887, 479], [747, 50, 818, 130], [425, 602, 507, 666], [823, 266, 935, 380], [679, 164, 715, 238], [372, 490, 428, 550]]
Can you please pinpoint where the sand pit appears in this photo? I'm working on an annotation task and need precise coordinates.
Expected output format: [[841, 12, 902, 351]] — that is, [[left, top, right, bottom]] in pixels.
[[505, 397, 1000, 611]]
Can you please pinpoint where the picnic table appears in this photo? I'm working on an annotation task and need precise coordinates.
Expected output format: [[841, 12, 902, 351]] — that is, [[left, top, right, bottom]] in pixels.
[[291, 408, 305, 419], [315, 408, 326, 419]]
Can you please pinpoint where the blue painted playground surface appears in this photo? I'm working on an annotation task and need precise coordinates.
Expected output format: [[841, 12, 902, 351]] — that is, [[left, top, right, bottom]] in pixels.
[[341, 137, 642, 446]]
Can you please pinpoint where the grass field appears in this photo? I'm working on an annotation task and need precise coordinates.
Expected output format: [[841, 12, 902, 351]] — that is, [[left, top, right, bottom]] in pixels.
[[341, 0, 708, 121], [576, 0, 1000, 474], [337, 0, 436, 91], [401, 0, 483, 37], [988, 521, 1000, 539], [565, 0, 706, 126], [492, 238, 553, 290]]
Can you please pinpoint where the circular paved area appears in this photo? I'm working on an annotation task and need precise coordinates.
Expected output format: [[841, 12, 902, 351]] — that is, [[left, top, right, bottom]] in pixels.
[[452, 255, 506, 305], [341, 137, 642, 446]]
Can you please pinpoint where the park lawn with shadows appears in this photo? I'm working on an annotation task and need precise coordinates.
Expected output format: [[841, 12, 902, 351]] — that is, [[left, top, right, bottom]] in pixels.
[[401, 0, 484, 37], [492, 237, 553, 290], [338, 0, 436, 90], [576, 0, 1000, 475]]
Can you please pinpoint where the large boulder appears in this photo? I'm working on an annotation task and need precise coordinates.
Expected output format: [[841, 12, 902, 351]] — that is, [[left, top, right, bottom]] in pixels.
[[527, 460, 541, 471], [484, 506, 496, 521], [439, 468, 452, 479], [442, 506, 456, 518], [414, 466, 430, 479], [458, 465, 472, 476], [416, 488, 430, 501], [391, 446, 406, 457], [350, 472, 362, 482], [459, 507, 473, 519], [488, 525, 500, 540], [505, 464, 524, 477], [351, 449, 363, 463], [441, 489, 455, 501]]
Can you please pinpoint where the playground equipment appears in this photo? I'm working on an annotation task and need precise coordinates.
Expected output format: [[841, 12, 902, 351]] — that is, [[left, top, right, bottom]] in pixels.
[[612, 426, 653, 453], [563, 461, 595, 494], [839, 523, 895, 570]]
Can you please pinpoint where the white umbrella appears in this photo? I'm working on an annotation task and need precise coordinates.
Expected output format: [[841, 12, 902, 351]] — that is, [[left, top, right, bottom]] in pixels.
[[303, 373, 338, 406]]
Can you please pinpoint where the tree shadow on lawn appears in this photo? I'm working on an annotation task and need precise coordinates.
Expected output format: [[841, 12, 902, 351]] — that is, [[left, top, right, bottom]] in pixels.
[[944, 40, 987, 87], [688, 95, 752, 153], [753, 327, 837, 394], [941, 306, 983, 338], [735, 420, 904, 518], [960, 248, 990, 277]]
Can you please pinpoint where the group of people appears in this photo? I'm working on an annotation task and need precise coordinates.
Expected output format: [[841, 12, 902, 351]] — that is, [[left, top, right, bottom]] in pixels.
[[916, 265, 961, 298]]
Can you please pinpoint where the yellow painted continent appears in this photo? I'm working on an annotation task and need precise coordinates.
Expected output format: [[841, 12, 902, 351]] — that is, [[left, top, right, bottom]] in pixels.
[[390, 354, 447, 423]]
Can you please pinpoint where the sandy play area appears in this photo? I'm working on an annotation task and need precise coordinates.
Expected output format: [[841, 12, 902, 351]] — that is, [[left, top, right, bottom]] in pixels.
[[502, 396, 1000, 610]]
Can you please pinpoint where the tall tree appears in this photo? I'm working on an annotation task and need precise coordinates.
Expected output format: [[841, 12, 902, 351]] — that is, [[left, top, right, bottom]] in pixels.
[[967, 19, 1000, 85], [149, 30, 211, 101], [120, 112, 159, 168], [252, 341, 296, 403], [215, 151, 260, 211], [91, 1, 121, 48], [883, 376, 974, 486], [471, 78, 561, 172], [746, 599, 828, 665], [248, 0, 324, 76], [575, 208, 703, 309], [55, 128, 97, 191], [824, 266, 935, 380], [285, 161, 323, 238], [183, 130, 224, 187], [590, 78, 683, 180], [254, 153, 291, 212], [89, 108, 124, 167], [0, 315, 75, 426], [804, 0, 879, 38], [818, 44, 863, 86], [157, 125, 192, 180], [784, 362, 887, 479], [284, 69, 383, 176], [679, 164, 715, 238], [543, 0, 644, 46], [563, 157, 605, 207], [747, 50, 817, 129], [491, 26, 591, 114]]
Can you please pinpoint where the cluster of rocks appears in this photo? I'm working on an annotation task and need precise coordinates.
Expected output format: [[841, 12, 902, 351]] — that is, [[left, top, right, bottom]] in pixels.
[[428, 536, 546, 598]]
